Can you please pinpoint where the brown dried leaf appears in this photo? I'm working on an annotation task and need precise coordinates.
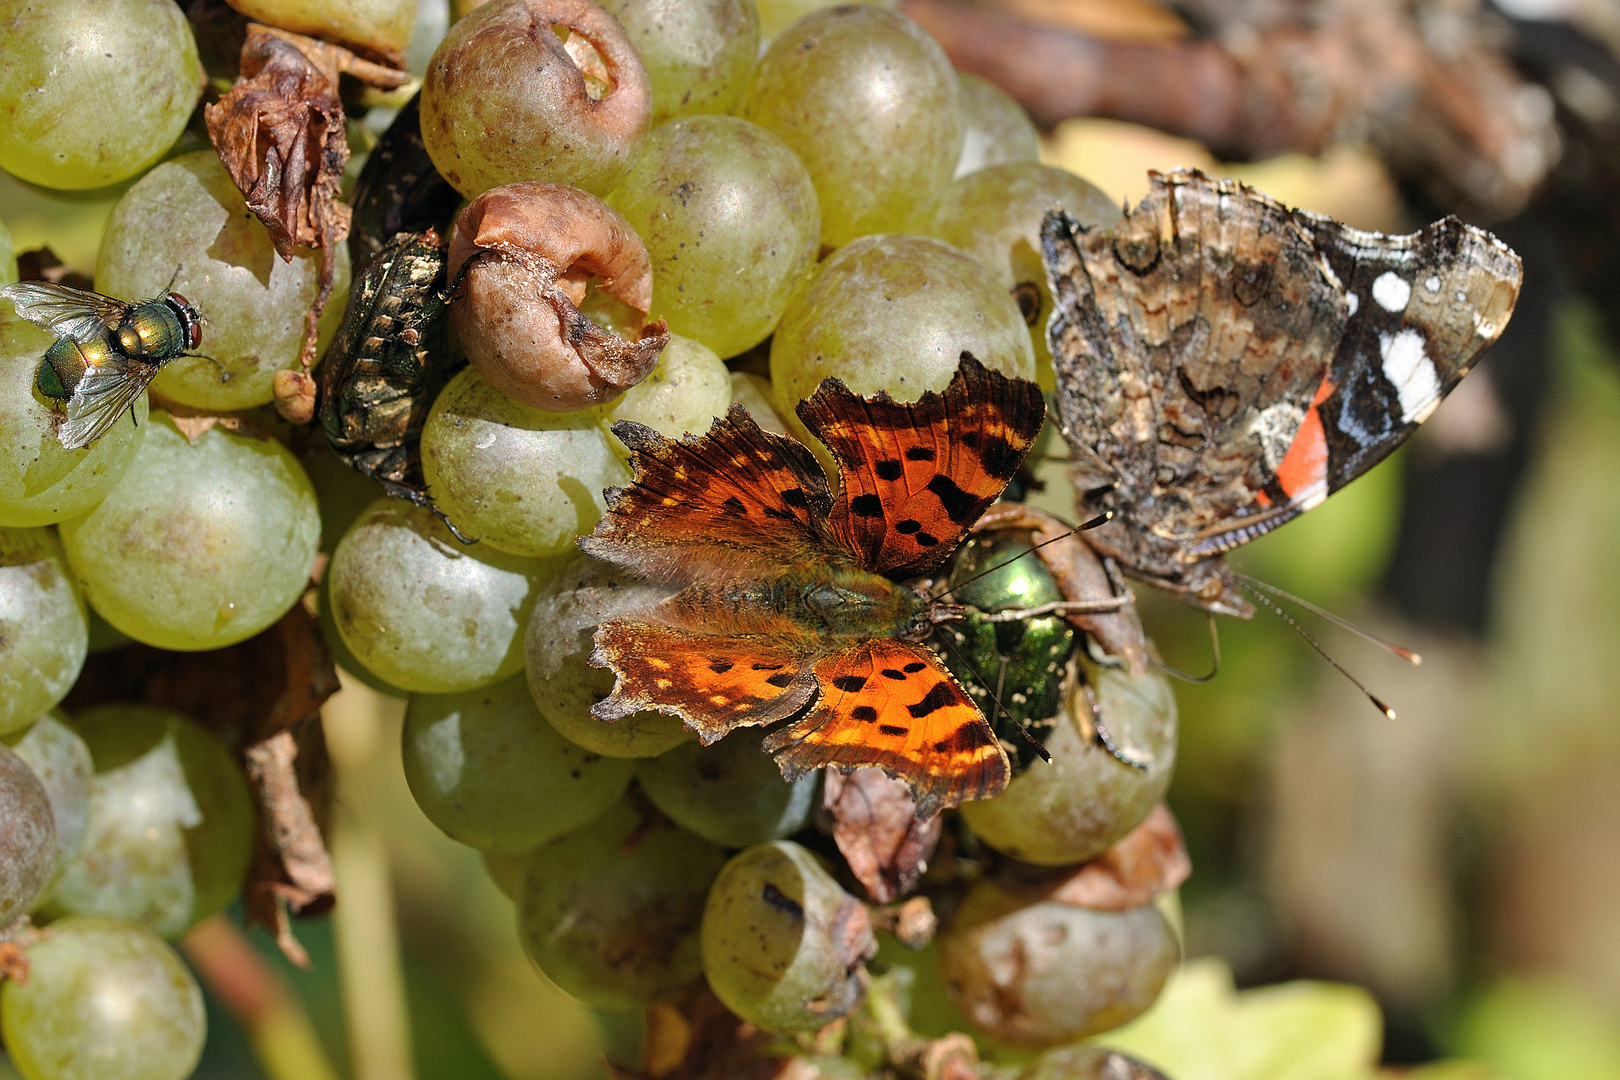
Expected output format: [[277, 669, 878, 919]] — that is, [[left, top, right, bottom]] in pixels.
[[205, 25, 407, 372], [155, 402, 279, 445], [612, 985, 800, 1080], [1044, 804, 1191, 911], [823, 768, 943, 904], [63, 605, 341, 964], [869, 896, 939, 949]]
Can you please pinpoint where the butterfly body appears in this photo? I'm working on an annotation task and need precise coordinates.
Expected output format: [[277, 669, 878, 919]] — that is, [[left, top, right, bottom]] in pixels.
[[2, 281, 204, 449], [580, 355, 1046, 817], [1043, 170, 1524, 615]]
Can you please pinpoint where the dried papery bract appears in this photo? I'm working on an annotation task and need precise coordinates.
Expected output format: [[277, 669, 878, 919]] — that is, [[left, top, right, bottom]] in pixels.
[[421, 0, 653, 198], [448, 182, 669, 411], [206, 24, 410, 418]]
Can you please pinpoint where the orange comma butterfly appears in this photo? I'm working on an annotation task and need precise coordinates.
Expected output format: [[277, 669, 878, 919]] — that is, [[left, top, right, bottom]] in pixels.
[[579, 354, 1047, 818]]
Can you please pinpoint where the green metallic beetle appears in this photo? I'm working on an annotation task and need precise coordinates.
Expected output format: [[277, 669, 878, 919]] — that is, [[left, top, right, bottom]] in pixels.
[[938, 528, 1081, 772], [1, 278, 205, 449]]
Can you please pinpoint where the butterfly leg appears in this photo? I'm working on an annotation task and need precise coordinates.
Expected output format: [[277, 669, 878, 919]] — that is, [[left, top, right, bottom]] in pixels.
[[1077, 678, 1149, 771]]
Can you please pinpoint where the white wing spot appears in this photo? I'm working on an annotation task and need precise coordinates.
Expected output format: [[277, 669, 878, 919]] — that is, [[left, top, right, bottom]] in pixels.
[[1424, 276, 1441, 293], [1380, 329, 1441, 423], [1346, 292, 1360, 316], [1372, 271, 1412, 312]]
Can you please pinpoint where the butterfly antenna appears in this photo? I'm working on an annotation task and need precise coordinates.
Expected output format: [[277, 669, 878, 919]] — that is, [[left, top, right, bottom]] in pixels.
[[1235, 574, 1422, 665], [1234, 578, 1398, 720], [933, 630, 1051, 764], [1151, 613, 1222, 683], [934, 513, 1113, 602]]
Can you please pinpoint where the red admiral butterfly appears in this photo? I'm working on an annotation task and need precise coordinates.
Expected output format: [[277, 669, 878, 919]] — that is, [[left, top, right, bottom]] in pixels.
[[1043, 169, 1523, 620]]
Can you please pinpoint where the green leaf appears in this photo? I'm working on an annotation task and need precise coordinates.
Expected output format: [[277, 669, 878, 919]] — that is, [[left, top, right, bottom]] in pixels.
[[1091, 959, 1382, 1080]]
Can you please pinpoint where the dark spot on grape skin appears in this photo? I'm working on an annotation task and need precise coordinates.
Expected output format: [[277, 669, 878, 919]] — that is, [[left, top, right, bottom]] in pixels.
[[926, 474, 979, 523], [761, 882, 804, 918], [881, 668, 906, 680], [907, 682, 958, 718], [906, 446, 935, 461], [850, 493, 884, 518], [874, 459, 903, 481], [852, 705, 878, 721], [765, 672, 793, 688], [903, 661, 927, 673], [832, 675, 866, 692], [879, 724, 909, 737], [709, 660, 734, 673]]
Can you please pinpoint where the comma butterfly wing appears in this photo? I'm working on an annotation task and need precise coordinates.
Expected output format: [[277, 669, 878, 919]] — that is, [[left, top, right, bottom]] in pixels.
[[579, 354, 1046, 817]]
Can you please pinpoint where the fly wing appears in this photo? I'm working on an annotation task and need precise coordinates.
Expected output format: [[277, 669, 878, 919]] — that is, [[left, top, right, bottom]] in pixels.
[[59, 360, 154, 449], [2, 282, 127, 344]]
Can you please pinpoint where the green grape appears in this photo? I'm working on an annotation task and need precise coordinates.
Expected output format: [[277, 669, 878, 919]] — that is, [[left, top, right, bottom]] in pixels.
[[312, 573, 408, 698], [739, 7, 961, 247], [481, 850, 527, 902], [756, 0, 896, 45], [328, 498, 548, 694], [5, 713, 93, 887], [769, 234, 1035, 434], [525, 553, 693, 758], [403, 674, 633, 853], [0, 742, 54, 927], [45, 705, 255, 939], [0, 0, 202, 191], [607, 115, 819, 357], [959, 665, 1176, 866], [420, 366, 630, 558], [228, 0, 418, 66], [604, 333, 732, 441], [927, 162, 1119, 387], [301, 442, 385, 553], [57, 414, 321, 651], [0, 527, 87, 735], [955, 73, 1042, 179], [0, 214, 15, 284], [519, 799, 725, 1008], [700, 840, 875, 1033], [0, 917, 205, 1080], [730, 371, 788, 434], [0, 309, 145, 528], [1022, 1045, 1170, 1080], [422, 0, 653, 198], [635, 730, 816, 848], [939, 881, 1178, 1047], [597, 0, 759, 125], [95, 151, 351, 411]]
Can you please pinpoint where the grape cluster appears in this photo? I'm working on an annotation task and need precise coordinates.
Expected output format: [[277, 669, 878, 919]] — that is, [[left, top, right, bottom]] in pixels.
[[0, 0, 1187, 1077]]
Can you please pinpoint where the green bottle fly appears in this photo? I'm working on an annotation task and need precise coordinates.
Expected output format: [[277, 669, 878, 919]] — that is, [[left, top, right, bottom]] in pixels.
[[1, 279, 203, 449]]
